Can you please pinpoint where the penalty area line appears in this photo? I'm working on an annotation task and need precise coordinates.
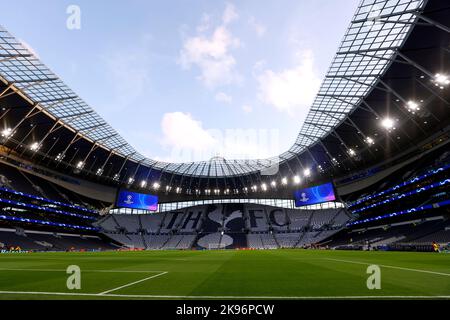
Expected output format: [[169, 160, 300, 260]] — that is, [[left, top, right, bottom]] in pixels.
[[324, 258, 450, 277], [0, 291, 449, 299], [98, 271, 168, 295]]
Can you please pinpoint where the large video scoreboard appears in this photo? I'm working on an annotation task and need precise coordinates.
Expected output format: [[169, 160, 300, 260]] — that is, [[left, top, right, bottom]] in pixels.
[[293, 182, 336, 207], [116, 189, 158, 211]]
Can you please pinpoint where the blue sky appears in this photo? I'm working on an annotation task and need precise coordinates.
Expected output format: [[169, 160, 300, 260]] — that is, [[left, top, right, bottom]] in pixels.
[[1, 0, 360, 163]]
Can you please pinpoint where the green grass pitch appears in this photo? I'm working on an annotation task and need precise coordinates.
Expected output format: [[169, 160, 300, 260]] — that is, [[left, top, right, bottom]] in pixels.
[[0, 249, 449, 299]]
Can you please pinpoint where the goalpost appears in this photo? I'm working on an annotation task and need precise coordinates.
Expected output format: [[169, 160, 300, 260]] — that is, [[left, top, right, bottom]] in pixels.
[[208, 243, 222, 250]]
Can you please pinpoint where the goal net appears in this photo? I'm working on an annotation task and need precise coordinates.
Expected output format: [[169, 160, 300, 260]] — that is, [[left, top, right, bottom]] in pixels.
[[207, 243, 222, 250]]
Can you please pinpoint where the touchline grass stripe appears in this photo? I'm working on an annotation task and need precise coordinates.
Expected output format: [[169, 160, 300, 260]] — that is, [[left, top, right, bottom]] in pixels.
[[0, 268, 167, 273], [0, 291, 450, 299]]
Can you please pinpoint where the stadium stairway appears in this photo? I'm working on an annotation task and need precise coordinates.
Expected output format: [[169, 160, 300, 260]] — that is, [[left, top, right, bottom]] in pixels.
[[160, 234, 173, 249], [294, 232, 307, 248], [273, 234, 281, 248], [141, 232, 147, 248]]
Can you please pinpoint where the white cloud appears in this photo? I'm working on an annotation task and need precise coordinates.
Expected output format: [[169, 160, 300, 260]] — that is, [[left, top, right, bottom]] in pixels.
[[252, 59, 266, 77], [257, 50, 320, 114], [197, 13, 211, 33], [222, 3, 239, 25], [158, 112, 280, 162], [161, 112, 216, 152], [178, 4, 241, 88], [248, 16, 266, 38], [215, 92, 232, 104], [242, 104, 253, 113]]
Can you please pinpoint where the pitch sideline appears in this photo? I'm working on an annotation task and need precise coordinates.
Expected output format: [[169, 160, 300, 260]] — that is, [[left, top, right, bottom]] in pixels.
[[0, 290, 449, 299]]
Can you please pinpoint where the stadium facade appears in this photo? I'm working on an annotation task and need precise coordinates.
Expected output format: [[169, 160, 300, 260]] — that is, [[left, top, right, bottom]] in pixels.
[[0, 0, 449, 252]]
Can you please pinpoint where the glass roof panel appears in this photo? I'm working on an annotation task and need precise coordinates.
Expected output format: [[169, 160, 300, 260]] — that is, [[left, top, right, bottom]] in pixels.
[[0, 0, 425, 177]]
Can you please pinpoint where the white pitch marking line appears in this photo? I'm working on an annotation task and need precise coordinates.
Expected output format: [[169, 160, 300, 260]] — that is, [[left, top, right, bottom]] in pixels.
[[0, 291, 449, 299], [325, 258, 450, 277], [0, 268, 167, 273], [98, 271, 168, 295]]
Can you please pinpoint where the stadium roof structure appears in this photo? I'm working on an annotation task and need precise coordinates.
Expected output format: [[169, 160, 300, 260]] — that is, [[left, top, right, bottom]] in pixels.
[[0, 0, 449, 199]]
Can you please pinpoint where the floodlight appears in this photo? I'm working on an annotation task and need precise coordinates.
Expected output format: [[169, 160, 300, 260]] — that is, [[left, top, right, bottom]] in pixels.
[[76, 161, 85, 169], [30, 142, 40, 151], [366, 137, 375, 145], [1, 127, 12, 138], [381, 118, 395, 130], [406, 100, 420, 113], [434, 73, 450, 86]]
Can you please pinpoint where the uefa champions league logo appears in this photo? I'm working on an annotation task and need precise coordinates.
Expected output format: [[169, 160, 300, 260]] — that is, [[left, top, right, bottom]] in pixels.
[[124, 194, 134, 205], [299, 192, 309, 203]]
